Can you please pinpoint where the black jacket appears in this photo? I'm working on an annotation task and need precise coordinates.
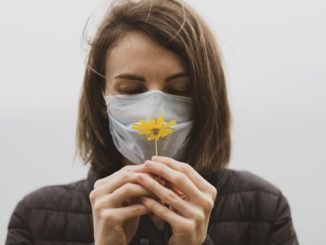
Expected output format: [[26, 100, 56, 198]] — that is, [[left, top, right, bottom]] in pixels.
[[6, 167, 299, 245]]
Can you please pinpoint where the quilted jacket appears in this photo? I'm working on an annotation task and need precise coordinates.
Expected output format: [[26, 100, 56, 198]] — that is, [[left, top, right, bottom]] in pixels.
[[6, 167, 299, 245]]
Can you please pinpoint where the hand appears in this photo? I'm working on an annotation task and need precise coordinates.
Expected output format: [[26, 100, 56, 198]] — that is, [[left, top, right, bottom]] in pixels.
[[89, 164, 158, 245], [135, 156, 218, 245]]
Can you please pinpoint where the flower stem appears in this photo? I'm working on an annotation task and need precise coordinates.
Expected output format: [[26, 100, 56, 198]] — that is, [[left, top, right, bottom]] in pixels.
[[155, 139, 158, 156]]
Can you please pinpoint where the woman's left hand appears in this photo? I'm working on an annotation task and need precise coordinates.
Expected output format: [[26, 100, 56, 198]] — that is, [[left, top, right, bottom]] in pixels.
[[135, 156, 217, 245]]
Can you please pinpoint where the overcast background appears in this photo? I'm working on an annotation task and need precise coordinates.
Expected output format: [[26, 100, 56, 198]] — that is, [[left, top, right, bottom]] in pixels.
[[1, 0, 325, 244]]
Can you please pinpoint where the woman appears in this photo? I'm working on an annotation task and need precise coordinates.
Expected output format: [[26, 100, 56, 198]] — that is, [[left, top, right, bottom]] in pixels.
[[6, 0, 299, 244]]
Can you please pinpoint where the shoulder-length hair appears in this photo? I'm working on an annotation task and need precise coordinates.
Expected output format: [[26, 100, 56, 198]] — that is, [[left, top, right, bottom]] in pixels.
[[75, 0, 232, 176]]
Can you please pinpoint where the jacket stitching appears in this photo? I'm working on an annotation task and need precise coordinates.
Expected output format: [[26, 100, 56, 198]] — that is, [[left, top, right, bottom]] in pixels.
[[21, 198, 36, 243], [264, 190, 282, 245]]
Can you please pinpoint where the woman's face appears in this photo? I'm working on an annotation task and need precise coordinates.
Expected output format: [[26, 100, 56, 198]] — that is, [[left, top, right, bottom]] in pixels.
[[104, 30, 191, 97]]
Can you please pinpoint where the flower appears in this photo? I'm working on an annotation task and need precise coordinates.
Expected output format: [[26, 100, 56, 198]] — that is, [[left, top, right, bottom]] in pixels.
[[131, 114, 176, 141], [132, 114, 176, 182]]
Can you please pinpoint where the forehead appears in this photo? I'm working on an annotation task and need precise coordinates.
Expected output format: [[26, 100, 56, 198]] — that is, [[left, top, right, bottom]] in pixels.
[[105, 30, 187, 76]]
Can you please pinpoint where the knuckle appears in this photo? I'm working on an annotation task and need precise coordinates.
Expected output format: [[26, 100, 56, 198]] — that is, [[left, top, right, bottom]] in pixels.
[[136, 173, 148, 181], [89, 190, 97, 203], [173, 173, 187, 186], [203, 197, 214, 211], [122, 165, 132, 172], [194, 210, 205, 223], [189, 220, 197, 230], [99, 210, 113, 222], [156, 207, 168, 219], [93, 201, 101, 214], [204, 184, 218, 201], [154, 164, 163, 173], [93, 179, 102, 189], [120, 173, 130, 181], [211, 187, 218, 200], [132, 205, 144, 213], [181, 163, 193, 174], [183, 220, 196, 233], [121, 183, 137, 194], [162, 190, 177, 204]]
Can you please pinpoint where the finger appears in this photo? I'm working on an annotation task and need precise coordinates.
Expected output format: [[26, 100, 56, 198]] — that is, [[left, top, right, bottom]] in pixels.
[[136, 174, 202, 219], [94, 183, 155, 208], [151, 156, 217, 199], [99, 204, 149, 223], [93, 164, 147, 189], [142, 160, 205, 203], [93, 171, 155, 197], [164, 180, 187, 200], [140, 196, 194, 229]]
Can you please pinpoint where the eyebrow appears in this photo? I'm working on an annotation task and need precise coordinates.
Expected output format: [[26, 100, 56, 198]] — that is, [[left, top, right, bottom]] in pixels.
[[114, 72, 189, 82]]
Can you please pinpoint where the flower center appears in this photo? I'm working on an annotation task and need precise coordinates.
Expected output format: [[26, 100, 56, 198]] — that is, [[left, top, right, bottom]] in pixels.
[[151, 128, 160, 135]]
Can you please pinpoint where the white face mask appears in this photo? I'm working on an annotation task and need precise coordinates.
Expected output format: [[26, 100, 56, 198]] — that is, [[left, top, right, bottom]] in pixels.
[[103, 90, 194, 164]]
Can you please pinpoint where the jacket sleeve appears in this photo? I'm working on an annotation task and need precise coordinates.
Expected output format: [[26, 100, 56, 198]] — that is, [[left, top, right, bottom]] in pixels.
[[5, 199, 33, 245], [267, 192, 299, 245]]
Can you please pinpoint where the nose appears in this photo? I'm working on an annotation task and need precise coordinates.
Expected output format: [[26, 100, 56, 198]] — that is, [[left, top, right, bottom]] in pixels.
[[147, 80, 163, 91]]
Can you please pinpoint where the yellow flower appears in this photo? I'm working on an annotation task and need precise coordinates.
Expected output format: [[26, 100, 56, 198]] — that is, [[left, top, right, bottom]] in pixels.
[[131, 114, 176, 141]]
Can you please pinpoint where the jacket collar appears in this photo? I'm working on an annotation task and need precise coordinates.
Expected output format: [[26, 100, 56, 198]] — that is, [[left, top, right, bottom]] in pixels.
[[86, 167, 99, 192], [86, 166, 117, 192]]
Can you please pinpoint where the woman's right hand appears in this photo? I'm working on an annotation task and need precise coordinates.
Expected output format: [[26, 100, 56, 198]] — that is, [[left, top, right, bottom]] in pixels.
[[89, 164, 156, 245]]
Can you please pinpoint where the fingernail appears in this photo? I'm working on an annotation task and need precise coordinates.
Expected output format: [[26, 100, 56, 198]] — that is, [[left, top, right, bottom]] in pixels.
[[144, 161, 152, 167], [151, 155, 159, 160]]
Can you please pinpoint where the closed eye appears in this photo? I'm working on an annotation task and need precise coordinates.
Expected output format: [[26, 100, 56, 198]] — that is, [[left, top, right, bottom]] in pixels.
[[164, 80, 192, 96], [114, 81, 146, 94]]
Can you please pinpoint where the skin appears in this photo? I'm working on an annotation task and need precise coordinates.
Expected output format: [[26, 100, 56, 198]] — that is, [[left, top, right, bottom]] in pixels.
[[90, 30, 217, 245]]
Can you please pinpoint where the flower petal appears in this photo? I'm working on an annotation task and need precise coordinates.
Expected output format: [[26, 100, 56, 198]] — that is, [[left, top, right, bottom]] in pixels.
[[132, 120, 153, 131], [159, 128, 173, 137], [132, 115, 176, 142], [149, 118, 156, 128], [147, 134, 156, 141], [156, 114, 164, 128], [162, 120, 176, 128], [137, 130, 152, 135]]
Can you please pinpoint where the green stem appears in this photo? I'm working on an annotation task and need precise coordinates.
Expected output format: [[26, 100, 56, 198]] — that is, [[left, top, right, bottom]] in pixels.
[[154, 139, 164, 184], [155, 139, 158, 156]]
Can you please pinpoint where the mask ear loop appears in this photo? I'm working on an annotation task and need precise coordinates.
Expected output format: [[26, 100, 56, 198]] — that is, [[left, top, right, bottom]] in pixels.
[[86, 63, 113, 121], [86, 64, 108, 101], [85, 63, 117, 101], [87, 64, 106, 80]]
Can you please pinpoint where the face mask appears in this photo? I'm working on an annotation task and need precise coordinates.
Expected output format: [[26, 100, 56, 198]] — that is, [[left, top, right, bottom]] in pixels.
[[103, 90, 194, 165]]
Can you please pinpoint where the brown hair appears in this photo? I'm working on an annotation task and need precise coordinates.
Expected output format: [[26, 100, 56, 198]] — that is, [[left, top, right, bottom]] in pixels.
[[75, 0, 232, 176]]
